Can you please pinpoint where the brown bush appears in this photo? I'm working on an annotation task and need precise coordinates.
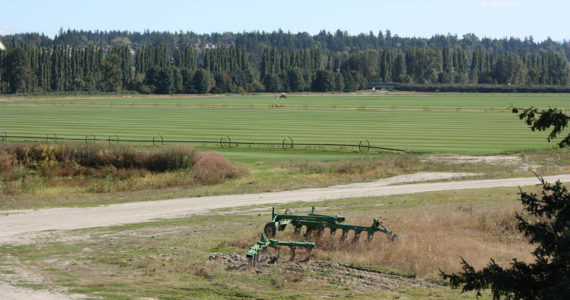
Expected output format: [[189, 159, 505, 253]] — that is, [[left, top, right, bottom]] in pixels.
[[193, 152, 245, 185], [0, 150, 17, 172]]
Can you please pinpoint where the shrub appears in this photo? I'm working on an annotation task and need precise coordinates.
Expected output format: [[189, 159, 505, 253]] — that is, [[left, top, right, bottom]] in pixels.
[[144, 145, 198, 172], [193, 152, 244, 185], [0, 150, 17, 172]]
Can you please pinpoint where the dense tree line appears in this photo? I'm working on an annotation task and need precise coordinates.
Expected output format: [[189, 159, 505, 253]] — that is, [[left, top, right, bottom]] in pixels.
[[0, 43, 108, 93], [1, 31, 569, 94], [329, 47, 569, 86], [4, 29, 570, 61]]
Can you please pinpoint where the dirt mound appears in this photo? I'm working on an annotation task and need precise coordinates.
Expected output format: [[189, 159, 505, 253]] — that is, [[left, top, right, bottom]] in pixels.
[[207, 253, 443, 292], [207, 253, 249, 271]]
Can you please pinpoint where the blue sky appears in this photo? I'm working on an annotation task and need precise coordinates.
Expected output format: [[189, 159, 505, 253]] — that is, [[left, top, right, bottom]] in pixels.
[[1, 0, 568, 41]]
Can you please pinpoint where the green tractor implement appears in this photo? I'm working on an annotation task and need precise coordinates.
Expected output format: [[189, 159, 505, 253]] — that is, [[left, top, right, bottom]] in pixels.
[[264, 206, 397, 242], [246, 233, 316, 267]]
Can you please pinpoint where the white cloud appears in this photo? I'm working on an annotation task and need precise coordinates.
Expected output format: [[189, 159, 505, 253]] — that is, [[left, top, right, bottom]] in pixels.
[[440, 8, 467, 14], [480, 1, 521, 8], [0, 26, 12, 36]]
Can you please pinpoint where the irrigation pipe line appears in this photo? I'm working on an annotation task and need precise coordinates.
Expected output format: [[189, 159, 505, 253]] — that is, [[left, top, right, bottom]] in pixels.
[[1, 134, 406, 153]]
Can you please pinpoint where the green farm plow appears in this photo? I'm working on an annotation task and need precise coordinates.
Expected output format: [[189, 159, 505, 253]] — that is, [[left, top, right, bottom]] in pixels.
[[246, 233, 316, 267], [245, 206, 396, 268], [264, 206, 397, 242]]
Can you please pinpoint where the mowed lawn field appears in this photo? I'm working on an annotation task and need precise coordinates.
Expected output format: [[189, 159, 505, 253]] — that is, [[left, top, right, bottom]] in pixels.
[[1, 93, 568, 156]]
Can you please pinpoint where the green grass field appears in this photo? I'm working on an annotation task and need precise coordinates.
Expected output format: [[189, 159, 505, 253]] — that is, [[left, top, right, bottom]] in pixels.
[[7, 93, 570, 110], [1, 93, 568, 158]]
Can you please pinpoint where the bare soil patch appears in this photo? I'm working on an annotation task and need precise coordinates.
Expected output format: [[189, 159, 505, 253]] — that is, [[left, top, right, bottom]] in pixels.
[[207, 253, 442, 292], [422, 154, 539, 170]]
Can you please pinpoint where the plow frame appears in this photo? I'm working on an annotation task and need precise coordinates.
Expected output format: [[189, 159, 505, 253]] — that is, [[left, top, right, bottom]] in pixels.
[[264, 206, 397, 241], [246, 233, 315, 267]]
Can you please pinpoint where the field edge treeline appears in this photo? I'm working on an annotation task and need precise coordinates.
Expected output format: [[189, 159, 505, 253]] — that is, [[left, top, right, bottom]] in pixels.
[[0, 30, 569, 95]]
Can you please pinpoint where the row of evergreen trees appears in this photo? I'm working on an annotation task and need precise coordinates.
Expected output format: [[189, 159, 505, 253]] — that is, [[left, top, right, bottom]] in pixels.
[[0, 43, 568, 94], [6, 29, 570, 63], [325, 47, 569, 86]]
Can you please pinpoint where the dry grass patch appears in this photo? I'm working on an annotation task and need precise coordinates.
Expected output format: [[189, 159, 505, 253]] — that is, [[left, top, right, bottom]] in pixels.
[[288, 155, 422, 178], [269, 203, 532, 279]]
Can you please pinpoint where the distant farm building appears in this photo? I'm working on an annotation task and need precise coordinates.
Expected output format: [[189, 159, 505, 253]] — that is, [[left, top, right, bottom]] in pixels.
[[367, 83, 399, 90]]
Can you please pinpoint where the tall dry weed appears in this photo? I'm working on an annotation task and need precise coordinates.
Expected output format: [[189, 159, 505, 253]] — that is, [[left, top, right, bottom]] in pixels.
[[269, 205, 533, 279], [0, 150, 17, 172]]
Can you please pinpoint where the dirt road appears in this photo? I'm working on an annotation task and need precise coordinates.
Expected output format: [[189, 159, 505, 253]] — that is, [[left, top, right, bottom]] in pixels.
[[2, 172, 570, 245], [0, 283, 81, 300]]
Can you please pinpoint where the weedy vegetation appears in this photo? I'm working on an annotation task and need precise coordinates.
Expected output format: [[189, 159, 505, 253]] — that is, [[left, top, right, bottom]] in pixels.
[[0, 142, 245, 201]]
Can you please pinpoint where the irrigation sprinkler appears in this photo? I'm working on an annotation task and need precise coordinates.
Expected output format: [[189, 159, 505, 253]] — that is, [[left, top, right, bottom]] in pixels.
[[358, 140, 370, 153], [2, 132, 405, 153], [46, 133, 58, 143], [219, 136, 232, 148], [153, 135, 164, 147], [108, 135, 120, 145], [282, 136, 294, 150], [85, 134, 96, 144]]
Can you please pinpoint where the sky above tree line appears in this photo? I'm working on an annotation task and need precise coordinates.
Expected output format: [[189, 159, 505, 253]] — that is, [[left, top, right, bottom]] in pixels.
[[1, 0, 568, 42]]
